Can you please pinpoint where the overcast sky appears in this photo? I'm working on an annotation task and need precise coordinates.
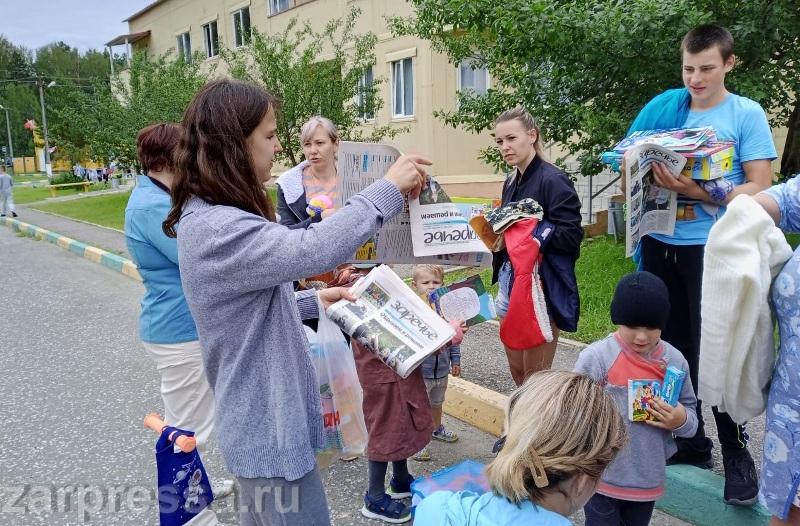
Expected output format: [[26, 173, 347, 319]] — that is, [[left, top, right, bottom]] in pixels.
[[0, 0, 154, 53]]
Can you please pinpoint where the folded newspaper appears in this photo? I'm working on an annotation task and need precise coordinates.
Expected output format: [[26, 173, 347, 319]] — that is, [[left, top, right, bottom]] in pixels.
[[326, 265, 456, 378], [624, 143, 687, 257]]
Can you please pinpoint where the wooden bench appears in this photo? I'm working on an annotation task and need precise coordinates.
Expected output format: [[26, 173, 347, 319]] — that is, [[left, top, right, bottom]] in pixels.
[[47, 181, 91, 197]]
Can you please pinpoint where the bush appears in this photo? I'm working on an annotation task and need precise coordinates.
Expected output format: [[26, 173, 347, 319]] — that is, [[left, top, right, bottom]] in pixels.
[[50, 173, 83, 185]]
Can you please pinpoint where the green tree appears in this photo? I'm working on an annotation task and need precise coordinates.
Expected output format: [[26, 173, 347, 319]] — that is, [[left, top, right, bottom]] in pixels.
[[0, 37, 117, 162], [0, 36, 36, 157], [224, 7, 402, 166], [390, 0, 800, 176], [48, 51, 211, 168]]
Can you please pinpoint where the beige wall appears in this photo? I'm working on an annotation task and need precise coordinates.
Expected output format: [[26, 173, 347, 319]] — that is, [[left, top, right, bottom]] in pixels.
[[126, 0, 499, 188], [124, 0, 789, 198]]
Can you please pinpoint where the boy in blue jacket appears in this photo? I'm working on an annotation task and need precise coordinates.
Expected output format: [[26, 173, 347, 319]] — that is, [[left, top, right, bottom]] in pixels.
[[410, 264, 464, 462]]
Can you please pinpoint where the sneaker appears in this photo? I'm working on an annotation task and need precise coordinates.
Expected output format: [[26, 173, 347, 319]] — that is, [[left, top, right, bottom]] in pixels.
[[412, 447, 431, 462], [666, 449, 714, 470], [386, 475, 413, 499], [360, 492, 411, 523], [210, 479, 235, 499], [431, 424, 458, 443], [11, 212, 17, 218], [723, 451, 759, 506]]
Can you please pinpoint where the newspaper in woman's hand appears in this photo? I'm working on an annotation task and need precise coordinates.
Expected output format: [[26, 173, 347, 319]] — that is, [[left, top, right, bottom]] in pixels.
[[325, 265, 456, 378]]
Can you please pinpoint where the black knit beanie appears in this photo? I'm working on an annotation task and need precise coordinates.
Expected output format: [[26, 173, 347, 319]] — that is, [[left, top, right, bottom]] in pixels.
[[610, 271, 670, 330]]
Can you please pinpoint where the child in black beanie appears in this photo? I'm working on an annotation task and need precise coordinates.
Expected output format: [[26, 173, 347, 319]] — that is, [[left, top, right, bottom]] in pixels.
[[574, 271, 699, 526]]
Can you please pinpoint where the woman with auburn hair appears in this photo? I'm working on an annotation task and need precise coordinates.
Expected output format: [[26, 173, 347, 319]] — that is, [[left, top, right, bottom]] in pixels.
[[162, 78, 429, 526], [125, 123, 233, 517], [415, 370, 627, 524]]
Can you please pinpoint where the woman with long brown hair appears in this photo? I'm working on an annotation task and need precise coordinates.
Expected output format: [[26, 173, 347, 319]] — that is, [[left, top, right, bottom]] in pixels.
[[163, 78, 429, 525]]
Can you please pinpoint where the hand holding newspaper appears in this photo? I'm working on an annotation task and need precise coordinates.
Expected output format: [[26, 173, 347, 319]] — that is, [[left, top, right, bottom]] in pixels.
[[624, 143, 687, 257], [336, 141, 491, 266], [325, 265, 456, 378]]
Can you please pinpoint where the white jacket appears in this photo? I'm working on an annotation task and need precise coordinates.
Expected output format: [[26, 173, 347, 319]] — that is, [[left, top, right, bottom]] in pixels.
[[699, 194, 792, 423]]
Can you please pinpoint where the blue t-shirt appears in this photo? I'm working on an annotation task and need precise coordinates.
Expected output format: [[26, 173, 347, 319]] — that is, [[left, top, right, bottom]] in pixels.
[[125, 175, 198, 344], [650, 93, 777, 245], [414, 490, 572, 526]]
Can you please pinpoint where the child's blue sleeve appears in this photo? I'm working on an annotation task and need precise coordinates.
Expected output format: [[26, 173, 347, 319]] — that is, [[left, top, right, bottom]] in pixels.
[[450, 344, 461, 365]]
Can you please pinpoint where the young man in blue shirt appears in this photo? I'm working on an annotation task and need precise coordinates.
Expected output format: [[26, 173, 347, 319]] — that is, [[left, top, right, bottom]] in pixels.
[[629, 24, 777, 506]]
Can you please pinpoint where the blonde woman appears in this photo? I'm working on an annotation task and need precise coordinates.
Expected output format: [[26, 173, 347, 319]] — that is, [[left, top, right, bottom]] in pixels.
[[492, 107, 583, 385], [415, 370, 627, 524], [276, 116, 340, 228]]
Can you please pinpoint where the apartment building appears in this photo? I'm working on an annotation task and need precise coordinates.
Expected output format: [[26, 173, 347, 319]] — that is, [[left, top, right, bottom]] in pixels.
[[107, 0, 790, 219], [106, 0, 506, 197]]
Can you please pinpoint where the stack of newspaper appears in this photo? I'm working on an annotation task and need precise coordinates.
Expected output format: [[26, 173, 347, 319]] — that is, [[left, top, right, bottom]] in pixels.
[[601, 126, 717, 165], [601, 127, 737, 257], [326, 265, 456, 378]]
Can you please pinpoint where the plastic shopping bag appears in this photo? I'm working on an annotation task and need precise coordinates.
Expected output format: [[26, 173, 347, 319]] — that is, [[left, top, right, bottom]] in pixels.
[[307, 296, 369, 468]]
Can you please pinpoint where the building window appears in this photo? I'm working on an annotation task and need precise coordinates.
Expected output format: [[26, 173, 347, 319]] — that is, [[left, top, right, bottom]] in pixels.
[[269, 0, 291, 16], [176, 32, 191, 62], [232, 7, 251, 47], [458, 59, 489, 95], [391, 57, 413, 117], [202, 20, 219, 58], [357, 66, 374, 120]]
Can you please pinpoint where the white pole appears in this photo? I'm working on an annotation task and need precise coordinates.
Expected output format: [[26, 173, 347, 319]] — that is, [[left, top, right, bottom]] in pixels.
[[2, 107, 13, 159], [38, 79, 52, 177]]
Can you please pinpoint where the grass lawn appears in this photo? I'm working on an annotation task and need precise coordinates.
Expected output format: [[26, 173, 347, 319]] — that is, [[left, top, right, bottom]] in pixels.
[[13, 182, 120, 205], [12, 174, 48, 184], [443, 235, 635, 344], [28, 186, 279, 231], [12, 185, 54, 204], [31, 192, 132, 230]]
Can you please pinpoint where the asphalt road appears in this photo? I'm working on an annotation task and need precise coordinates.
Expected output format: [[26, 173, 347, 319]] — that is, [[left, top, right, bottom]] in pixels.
[[0, 227, 696, 525]]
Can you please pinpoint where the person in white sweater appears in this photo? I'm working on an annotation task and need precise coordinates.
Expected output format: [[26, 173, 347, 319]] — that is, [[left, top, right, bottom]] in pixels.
[[700, 194, 792, 423]]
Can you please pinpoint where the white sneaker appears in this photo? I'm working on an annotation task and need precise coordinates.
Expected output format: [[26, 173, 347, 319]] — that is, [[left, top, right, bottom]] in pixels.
[[211, 479, 235, 499]]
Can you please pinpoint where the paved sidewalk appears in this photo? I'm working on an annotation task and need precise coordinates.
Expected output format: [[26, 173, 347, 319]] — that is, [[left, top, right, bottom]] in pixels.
[[15, 206, 129, 257]]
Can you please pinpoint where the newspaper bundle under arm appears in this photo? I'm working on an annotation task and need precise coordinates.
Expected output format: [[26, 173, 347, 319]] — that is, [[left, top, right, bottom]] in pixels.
[[326, 265, 456, 378], [624, 143, 687, 257], [335, 141, 491, 266]]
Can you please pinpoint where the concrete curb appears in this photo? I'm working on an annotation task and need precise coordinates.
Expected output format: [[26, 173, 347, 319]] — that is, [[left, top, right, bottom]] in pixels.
[[0, 217, 142, 283], [1, 216, 773, 524]]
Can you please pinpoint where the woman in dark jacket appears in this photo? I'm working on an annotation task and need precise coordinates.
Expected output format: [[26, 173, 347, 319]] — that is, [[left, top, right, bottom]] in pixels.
[[492, 107, 583, 386]]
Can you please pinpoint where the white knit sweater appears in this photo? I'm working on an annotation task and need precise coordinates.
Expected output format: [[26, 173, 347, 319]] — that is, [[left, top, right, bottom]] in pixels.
[[699, 194, 792, 423]]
